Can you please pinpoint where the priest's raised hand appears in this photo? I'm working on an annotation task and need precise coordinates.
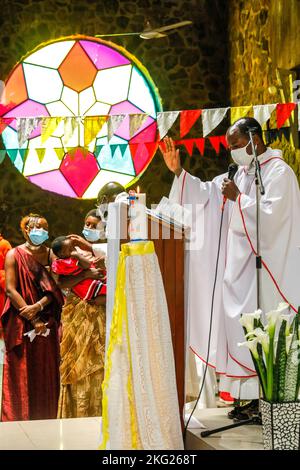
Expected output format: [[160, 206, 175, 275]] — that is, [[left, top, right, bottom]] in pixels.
[[159, 136, 182, 177]]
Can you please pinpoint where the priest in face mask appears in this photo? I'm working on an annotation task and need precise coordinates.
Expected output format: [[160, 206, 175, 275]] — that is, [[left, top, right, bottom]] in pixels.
[[161, 117, 300, 420]]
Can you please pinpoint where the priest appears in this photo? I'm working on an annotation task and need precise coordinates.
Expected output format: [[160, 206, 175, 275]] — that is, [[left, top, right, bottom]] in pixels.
[[160, 117, 300, 418]]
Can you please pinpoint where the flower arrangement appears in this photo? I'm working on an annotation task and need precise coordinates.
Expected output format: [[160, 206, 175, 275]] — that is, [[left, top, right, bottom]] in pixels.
[[239, 303, 300, 403]]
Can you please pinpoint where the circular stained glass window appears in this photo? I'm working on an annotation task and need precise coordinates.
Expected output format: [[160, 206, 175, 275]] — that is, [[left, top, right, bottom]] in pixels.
[[0, 36, 162, 199]]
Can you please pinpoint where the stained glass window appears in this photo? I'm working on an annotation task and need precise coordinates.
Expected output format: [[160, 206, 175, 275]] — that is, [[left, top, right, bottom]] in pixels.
[[0, 36, 162, 199]]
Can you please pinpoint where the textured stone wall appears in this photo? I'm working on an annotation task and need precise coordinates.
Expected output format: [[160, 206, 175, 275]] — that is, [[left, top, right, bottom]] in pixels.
[[229, 0, 300, 179], [0, 0, 229, 244]]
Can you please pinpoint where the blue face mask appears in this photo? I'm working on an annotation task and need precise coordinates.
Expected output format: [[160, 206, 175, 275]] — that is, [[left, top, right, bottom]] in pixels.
[[82, 227, 101, 242], [29, 228, 49, 246]]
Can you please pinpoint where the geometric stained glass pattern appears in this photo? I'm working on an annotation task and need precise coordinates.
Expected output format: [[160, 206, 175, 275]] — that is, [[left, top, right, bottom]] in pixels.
[[0, 36, 162, 199]]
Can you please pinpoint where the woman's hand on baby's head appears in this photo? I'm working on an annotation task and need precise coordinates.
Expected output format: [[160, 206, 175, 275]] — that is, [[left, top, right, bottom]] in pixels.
[[93, 256, 106, 270]]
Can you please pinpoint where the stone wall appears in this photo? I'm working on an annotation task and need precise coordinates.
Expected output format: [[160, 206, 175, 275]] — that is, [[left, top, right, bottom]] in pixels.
[[228, 0, 300, 179], [0, 0, 230, 244]]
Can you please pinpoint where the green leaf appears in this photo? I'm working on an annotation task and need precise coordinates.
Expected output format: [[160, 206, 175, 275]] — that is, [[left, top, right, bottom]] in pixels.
[[276, 319, 287, 402], [284, 315, 299, 401]]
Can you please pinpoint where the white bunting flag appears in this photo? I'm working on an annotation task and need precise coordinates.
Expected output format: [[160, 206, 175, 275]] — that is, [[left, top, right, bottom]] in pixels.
[[63, 117, 80, 146], [129, 113, 148, 138], [253, 104, 277, 126], [202, 107, 229, 137], [107, 114, 126, 141], [17, 117, 41, 147], [157, 111, 179, 139]]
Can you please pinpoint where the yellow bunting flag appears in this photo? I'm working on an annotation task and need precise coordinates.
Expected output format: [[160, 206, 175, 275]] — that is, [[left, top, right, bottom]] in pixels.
[[41, 117, 61, 144], [230, 106, 252, 125], [54, 148, 65, 161], [84, 116, 107, 148], [36, 148, 46, 163]]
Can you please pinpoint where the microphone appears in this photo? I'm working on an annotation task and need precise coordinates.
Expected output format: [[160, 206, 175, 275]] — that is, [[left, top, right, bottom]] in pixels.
[[221, 163, 238, 211]]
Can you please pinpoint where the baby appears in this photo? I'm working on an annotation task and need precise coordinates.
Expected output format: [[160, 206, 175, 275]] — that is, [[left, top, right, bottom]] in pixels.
[[51, 236, 106, 305]]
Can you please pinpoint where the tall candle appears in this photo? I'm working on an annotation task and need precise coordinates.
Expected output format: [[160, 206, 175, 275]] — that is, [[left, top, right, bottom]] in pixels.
[[128, 192, 148, 241], [136, 186, 146, 206]]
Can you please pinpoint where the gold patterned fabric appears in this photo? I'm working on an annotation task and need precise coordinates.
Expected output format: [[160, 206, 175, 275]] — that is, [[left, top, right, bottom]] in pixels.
[[57, 293, 105, 418]]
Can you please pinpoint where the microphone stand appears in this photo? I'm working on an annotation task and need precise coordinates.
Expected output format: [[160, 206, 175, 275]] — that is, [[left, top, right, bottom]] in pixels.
[[198, 130, 264, 441], [248, 128, 265, 310]]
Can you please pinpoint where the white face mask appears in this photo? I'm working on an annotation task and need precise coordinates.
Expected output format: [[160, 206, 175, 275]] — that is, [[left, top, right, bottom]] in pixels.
[[231, 141, 253, 166]]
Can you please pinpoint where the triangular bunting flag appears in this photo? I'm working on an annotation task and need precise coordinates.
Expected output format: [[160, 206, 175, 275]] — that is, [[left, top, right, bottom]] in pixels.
[[0, 149, 6, 164], [157, 111, 179, 139], [107, 114, 126, 141], [110, 144, 119, 157], [265, 129, 278, 144], [276, 103, 296, 129], [66, 147, 76, 159], [209, 136, 221, 154], [179, 138, 194, 156], [129, 143, 140, 159], [7, 149, 18, 162], [194, 138, 205, 155], [54, 148, 65, 161], [278, 127, 291, 142], [129, 114, 148, 138], [17, 117, 41, 147], [118, 144, 128, 157], [36, 148, 46, 163], [219, 135, 228, 149], [84, 116, 107, 147], [41, 117, 61, 144], [63, 117, 80, 146], [202, 108, 229, 137], [18, 148, 28, 161], [253, 104, 277, 127], [144, 142, 158, 158], [94, 145, 104, 158], [180, 110, 202, 138], [0, 117, 13, 135], [230, 106, 252, 125]]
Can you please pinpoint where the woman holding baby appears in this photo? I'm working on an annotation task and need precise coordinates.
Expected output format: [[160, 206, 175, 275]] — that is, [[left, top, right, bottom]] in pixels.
[[54, 209, 107, 419]]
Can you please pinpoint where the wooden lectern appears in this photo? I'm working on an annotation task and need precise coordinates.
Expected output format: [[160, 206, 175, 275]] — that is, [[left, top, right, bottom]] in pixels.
[[115, 203, 185, 424]]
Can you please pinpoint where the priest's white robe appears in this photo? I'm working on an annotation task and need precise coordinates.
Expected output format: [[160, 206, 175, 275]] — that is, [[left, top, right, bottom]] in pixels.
[[170, 147, 300, 399]]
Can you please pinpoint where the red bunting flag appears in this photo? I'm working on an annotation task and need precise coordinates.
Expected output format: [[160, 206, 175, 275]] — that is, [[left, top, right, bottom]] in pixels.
[[194, 138, 205, 155], [182, 138, 195, 156], [209, 136, 221, 154], [129, 143, 140, 159], [276, 103, 296, 129], [219, 135, 228, 149], [0, 117, 13, 134], [180, 109, 202, 138], [145, 141, 159, 157]]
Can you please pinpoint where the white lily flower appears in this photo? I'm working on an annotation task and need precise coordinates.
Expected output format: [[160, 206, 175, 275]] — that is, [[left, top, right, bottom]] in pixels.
[[265, 303, 289, 333], [238, 338, 259, 359], [253, 327, 270, 355], [239, 310, 262, 334]]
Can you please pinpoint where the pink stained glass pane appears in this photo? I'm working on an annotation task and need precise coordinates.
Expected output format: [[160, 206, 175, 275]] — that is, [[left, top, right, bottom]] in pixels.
[[60, 148, 99, 197], [80, 41, 130, 70], [110, 101, 155, 140], [28, 170, 77, 198], [4, 100, 49, 138]]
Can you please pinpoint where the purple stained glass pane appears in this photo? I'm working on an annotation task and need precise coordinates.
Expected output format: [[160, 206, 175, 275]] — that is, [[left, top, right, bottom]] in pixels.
[[80, 41, 130, 70], [110, 101, 154, 140], [4, 100, 49, 138], [28, 170, 77, 198]]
